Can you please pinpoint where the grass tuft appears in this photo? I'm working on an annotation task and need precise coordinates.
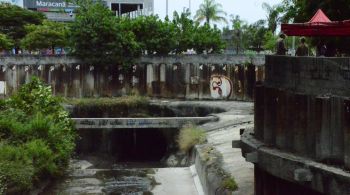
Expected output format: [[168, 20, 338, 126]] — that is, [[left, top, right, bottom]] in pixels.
[[177, 124, 206, 153], [221, 177, 238, 191]]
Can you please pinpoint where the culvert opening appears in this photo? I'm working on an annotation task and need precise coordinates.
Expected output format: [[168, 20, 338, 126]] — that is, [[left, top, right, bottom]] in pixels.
[[76, 128, 179, 166], [47, 102, 223, 194]]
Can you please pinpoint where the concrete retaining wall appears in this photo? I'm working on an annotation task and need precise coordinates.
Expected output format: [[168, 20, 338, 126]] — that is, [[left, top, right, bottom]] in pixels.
[[0, 55, 264, 100], [242, 55, 350, 195]]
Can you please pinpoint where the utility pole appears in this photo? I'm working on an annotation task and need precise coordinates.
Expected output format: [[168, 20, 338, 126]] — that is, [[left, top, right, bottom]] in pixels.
[[189, 0, 191, 14], [166, 0, 168, 16]]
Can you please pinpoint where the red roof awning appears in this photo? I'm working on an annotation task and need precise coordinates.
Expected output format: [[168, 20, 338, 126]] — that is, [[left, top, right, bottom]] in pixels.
[[281, 9, 350, 36]]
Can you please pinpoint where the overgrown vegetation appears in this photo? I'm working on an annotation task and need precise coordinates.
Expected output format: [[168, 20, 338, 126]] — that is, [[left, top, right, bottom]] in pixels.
[[65, 96, 150, 118], [66, 96, 149, 108], [221, 177, 238, 191], [0, 77, 76, 194], [177, 124, 206, 152]]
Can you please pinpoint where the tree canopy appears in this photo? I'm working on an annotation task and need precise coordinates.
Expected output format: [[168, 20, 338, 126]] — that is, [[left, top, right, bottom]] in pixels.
[[70, 0, 140, 65], [122, 15, 177, 55], [0, 3, 45, 51], [0, 33, 14, 50], [194, 0, 227, 25], [21, 20, 68, 54]]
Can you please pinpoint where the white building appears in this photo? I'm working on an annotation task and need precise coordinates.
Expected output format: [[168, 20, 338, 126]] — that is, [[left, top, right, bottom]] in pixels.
[[105, 0, 154, 18]]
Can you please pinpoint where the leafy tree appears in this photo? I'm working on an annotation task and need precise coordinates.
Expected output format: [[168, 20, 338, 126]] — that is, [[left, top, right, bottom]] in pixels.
[[122, 15, 177, 55], [193, 24, 225, 54], [0, 3, 45, 53], [243, 20, 268, 52], [194, 0, 227, 26], [0, 33, 14, 50], [70, 0, 140, 65], [230, 15, 246, 54], [262, 2, 284, 34], [263, 30, 278, 51], [21, 20, 68, 54], [172, 9, 197, 53]]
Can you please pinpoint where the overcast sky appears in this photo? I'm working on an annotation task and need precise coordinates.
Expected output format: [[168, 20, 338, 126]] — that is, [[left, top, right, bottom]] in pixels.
[[154, 0, 281, 28]]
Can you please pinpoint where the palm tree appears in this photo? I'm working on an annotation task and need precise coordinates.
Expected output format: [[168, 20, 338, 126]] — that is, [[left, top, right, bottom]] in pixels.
[[262, 2, 283, 34], [194, 0, 227, 26]]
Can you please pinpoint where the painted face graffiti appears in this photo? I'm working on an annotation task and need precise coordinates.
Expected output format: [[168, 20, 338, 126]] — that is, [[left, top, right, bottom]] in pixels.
[[210, 75, 233, 99]]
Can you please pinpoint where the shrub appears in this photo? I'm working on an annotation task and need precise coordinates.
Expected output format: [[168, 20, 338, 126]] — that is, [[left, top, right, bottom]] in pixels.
[[24, 139, 57, 177], [0, 77, 76, 193], [177, 124, 206, 152], [0, 143, 34, 193]]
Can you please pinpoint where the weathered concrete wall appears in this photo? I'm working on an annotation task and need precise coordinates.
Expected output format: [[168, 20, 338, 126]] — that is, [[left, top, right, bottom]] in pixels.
[[0, 55, 265, 100], [242, 55, 350, 195], [72, 116, 218, 129], [265, 55, 350, 97]]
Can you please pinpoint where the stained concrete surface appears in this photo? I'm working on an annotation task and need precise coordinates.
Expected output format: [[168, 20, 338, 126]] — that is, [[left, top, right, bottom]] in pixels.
[[152, 167, 201, 195], [154, 100, 255, 195], [43, 100, 254, 195]]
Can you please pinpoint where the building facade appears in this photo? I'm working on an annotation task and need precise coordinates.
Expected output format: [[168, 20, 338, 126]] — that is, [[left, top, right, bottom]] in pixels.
[[23, 0, 77, 22], [22, 0, 153, 22], [105, 0, 153, 18]]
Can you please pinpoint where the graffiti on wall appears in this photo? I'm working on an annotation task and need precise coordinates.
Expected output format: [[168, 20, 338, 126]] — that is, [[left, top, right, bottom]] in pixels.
[[210, 75, 233, 99]]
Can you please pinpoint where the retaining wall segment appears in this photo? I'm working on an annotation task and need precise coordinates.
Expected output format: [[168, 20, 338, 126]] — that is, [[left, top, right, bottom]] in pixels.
[[0, 55, 264, 100], [244, 55, 350, 195]]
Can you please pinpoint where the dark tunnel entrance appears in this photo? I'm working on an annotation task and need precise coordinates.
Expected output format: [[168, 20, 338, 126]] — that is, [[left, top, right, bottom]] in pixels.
[[76, 128, 178, 164]]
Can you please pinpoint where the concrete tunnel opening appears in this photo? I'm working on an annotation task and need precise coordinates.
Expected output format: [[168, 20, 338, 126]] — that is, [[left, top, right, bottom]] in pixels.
[[76, 128, 180, 164]]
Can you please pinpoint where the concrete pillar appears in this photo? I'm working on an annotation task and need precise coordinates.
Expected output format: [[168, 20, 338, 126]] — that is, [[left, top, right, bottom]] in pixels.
[[159, 63, 166, 97], [275, 89, 287, 149], [293, 93, 308, 155], [254, 84, 264, 141], [344, 98, 350, 170], [306, 96, 316, 158], [330, 96, 344, 163], [146, 64, 153, 96], [185, 63, 191, 98], [285, 92, 295, 152], [315, 96, 331, 161], [246, 64, 256, 100], [263, 87, 277, 146]]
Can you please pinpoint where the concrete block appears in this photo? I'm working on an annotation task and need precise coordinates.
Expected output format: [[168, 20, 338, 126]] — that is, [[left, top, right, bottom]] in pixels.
[[294, 168, 313, 182], [232, 140, 241, 148], [246, 152, 258, 163]]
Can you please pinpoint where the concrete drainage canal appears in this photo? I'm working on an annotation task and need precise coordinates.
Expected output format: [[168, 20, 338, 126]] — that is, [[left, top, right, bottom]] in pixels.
[[43, 101, 222, 195]]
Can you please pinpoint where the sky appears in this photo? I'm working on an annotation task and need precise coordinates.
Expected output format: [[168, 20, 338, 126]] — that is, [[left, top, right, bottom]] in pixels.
[[154, 0, 281, 28]]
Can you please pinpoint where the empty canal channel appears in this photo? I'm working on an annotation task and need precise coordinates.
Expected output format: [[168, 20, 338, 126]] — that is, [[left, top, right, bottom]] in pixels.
[[44, 99, 234, 194]]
